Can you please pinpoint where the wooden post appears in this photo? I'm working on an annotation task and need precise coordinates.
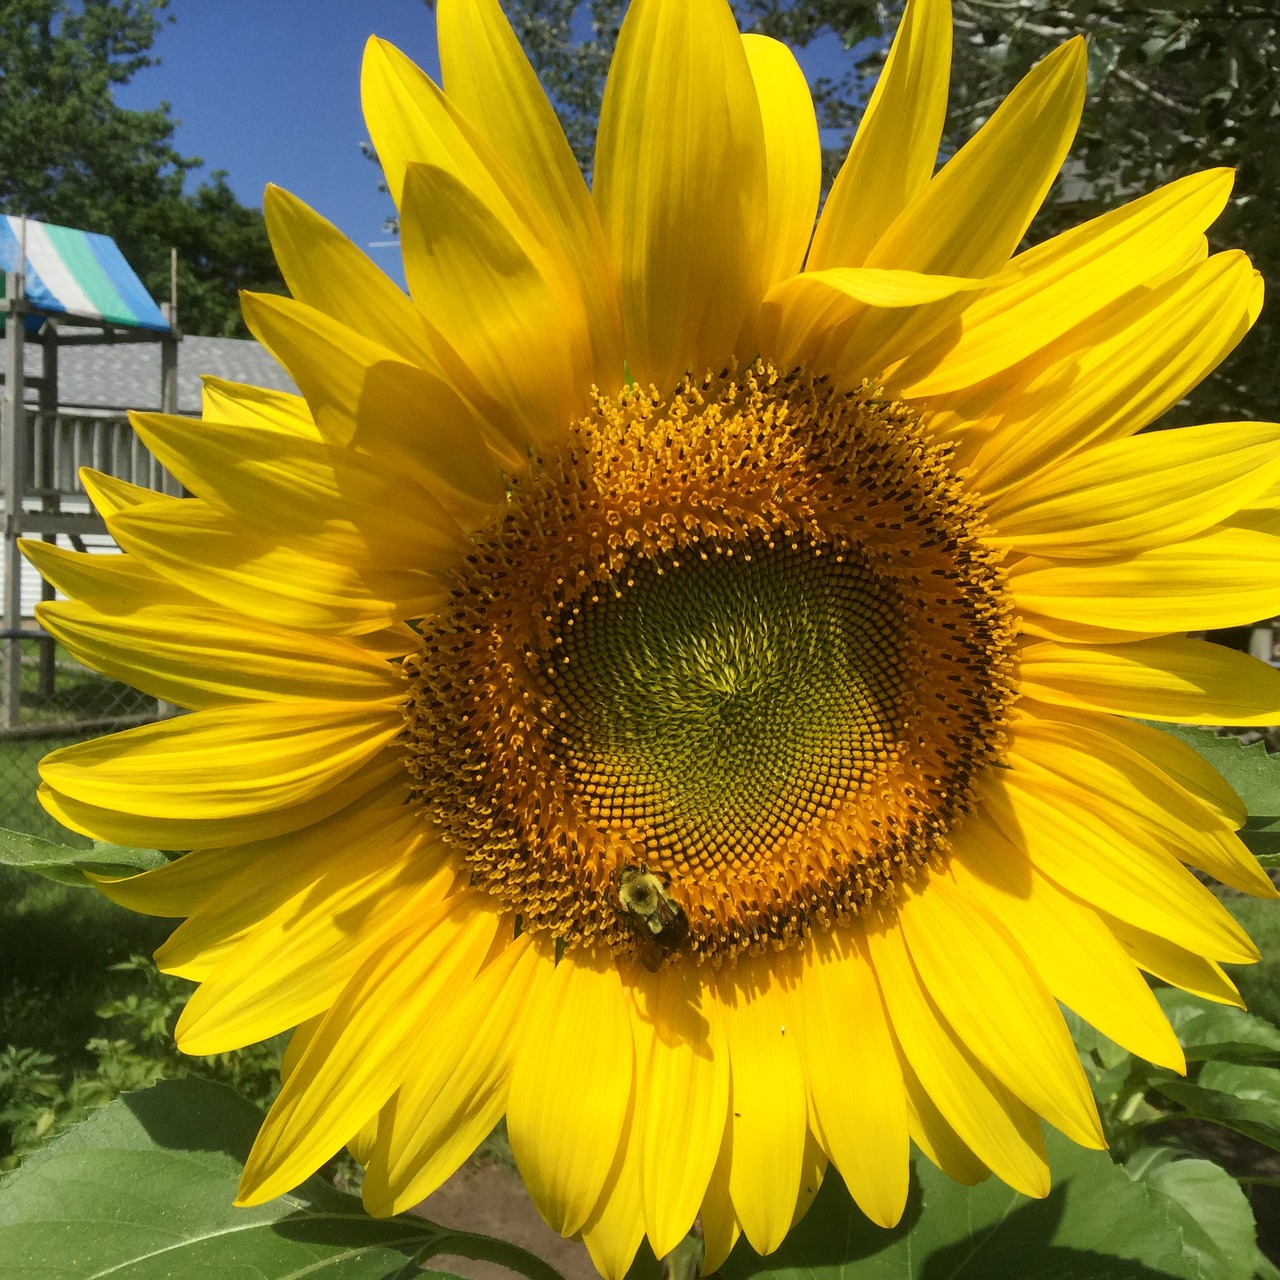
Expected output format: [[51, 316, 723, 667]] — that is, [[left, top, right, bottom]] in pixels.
[[2, 238, 28, 729], [37, 324, 58, 702]]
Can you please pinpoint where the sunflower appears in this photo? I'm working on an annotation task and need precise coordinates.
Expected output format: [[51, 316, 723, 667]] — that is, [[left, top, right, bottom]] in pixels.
[[24, 0, 1280, 1272]]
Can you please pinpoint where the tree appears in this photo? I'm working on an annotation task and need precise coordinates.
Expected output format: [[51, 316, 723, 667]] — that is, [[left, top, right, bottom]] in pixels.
[[481, 0, 1279, 425], [0, 0, 282, 337]]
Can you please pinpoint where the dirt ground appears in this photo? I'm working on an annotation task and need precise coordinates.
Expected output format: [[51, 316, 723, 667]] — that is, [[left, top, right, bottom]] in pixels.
[[416, 1156, 599, 1280]]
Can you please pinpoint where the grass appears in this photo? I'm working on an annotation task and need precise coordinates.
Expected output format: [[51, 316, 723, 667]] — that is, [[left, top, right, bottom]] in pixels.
[[0, 865, 283, 1168], [0, 867, 171, 1056], [0, 735, 92, 846], [0, 640, 155, 846], [15, 638, 156, 726]]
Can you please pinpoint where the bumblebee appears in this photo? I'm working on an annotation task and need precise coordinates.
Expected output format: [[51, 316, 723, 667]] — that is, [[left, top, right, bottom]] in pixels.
[[615, 864, 689, 969]]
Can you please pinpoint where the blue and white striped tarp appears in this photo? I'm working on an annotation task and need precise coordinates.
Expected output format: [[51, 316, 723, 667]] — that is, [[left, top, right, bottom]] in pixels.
[[0, 216, 170, 332]]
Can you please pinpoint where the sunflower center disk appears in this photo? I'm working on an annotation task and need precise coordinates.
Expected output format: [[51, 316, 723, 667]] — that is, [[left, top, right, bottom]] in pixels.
[[402, 363, 1016, 961], [548, 536, 906, 868]]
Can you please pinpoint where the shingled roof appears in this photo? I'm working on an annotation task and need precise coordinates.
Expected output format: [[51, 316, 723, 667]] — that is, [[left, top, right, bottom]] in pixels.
[[2, 329, 297, 414]]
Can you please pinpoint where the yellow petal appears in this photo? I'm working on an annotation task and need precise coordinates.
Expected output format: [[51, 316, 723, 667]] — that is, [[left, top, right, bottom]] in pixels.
[[719, 950, 807, 1256], [108, 495, 434, 636], [761, 267, 988, 373], [240, 290, 511, 505], [632, 963, 728, 1258], [508, 950, 634, 1237], [896, 169, 1233, 396], [983, 769, 1259, 964], [900, 1057, 989, 1187], [867, 38, 1085, 278], [594, 0, 767, 391], [1018, 636, 1280, 727], [1009, 711, 1275, 899], [92, 846, 258, 921], [1016, 613, 1166, 647], [361, 36, 542, 246], [896, 871, 1104, 1148], [698, 1127, 740, 1274], [39, 751, 405, 852], [1103, 915, 1247, 1007], [808, 38, 1082, 389], [106, 777, 417, 934], [808, 0, 951, 270], [790, 1128, 827, 1233], [865, 918, 1050, 1198], [130, 411, 471, 570], [1054, 708, 1245, 828], [22, 534, 416, 660], [800, 928, 910, 1227], [36, 598, 399, 710], [262, 185, 439, 369], [363, 934, 540, 1216], [40, 697, 402, 821], [200, 376, 318, 438], [174, 847, 455, 1054], [742, 34, 820, 290], [580, 1097, 646, 1280], [20, 538, 201, 613], [79, 468, 161, 517], [1010, 526, 1280, 632], [279, 1017, 322, 1086], [399, 163, 594, 449], [968, 252, 1262, 493], [237, 892, 498, 1205], [435, 0, 623, 381], [985, 421, 1280, 557], [950, 812, 1184, 1072]]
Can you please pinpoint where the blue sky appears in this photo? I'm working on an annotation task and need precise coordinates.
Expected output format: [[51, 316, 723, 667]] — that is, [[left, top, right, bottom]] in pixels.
[[114, 1, 860, 287], [114, 1, 442, 280]]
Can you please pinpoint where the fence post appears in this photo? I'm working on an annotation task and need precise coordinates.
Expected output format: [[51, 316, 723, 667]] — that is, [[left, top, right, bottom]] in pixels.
[[2, 265, 28, 730], [38, 326, 59, 701]]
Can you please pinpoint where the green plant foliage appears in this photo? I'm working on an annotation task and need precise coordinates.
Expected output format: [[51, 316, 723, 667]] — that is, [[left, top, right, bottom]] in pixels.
[[1154, 1061, 1280, 1157], [1, 945, 283, 1170], [1224, 897, 1280, 1032], [0, 826, 165, 886], [1140, 1159, 1257, 1280], [1156, 988, 1280, 1064], [1159, 726, 1280, 861], [0, 1078, 564, 1280], [719, 1129, 1226, 1279]]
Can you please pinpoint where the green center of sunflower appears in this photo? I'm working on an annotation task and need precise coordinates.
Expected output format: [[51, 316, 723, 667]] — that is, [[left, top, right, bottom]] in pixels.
[[401, 362, 1015, 962], [543, 534, 907, 870]]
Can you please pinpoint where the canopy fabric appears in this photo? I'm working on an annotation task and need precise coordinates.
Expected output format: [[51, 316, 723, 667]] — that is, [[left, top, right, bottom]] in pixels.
[[0, 216, 170, 332]]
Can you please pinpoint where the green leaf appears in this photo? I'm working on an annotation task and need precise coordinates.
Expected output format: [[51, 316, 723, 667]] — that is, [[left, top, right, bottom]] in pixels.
[[721, 1130, 1203, 1279], [1157, 988, 1280, 1063], [0, 1078, 563, 1280], [1157, 726, 1280, 860], [0, 826, 166, 887], [1254, 1248, 1280, 1280], [1154, 1061, 1280, 1155], [1140, 1159, 1256, 1280]]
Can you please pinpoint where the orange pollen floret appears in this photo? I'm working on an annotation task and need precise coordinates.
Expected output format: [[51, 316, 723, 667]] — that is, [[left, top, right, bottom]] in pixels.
[[400, 361, 1016, 963]]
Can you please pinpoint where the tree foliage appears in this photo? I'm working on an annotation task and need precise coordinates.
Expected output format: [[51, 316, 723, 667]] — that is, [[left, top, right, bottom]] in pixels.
[[490, 0, 1279, 425], [0, 0, 282, 337]]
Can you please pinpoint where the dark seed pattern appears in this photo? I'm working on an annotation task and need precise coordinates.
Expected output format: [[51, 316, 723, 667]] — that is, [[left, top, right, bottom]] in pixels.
[[400, 363, 1015, 962]]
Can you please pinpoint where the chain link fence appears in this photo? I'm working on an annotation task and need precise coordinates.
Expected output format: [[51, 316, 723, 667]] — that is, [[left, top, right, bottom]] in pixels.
[[0, 628, 160, 845]]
